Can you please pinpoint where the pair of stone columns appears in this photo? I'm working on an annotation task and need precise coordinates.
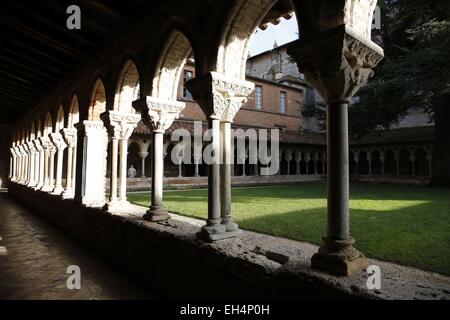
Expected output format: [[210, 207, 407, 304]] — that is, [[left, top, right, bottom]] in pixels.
[[102, 111, 141, 212], [287, 26, 384, 275], [133, 97, 185, 221], [186, 72, 255, 241], [61, 129, 77, 199]]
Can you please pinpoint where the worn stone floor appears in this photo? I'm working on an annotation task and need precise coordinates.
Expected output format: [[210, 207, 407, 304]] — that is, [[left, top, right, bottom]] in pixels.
[[0, 192, 155, 300]]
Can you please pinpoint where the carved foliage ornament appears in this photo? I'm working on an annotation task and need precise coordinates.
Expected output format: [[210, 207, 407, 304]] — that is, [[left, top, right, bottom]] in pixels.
[[135, 97, 185, 134], [288, 26, 383, 104], [103, 111, 141, 140]]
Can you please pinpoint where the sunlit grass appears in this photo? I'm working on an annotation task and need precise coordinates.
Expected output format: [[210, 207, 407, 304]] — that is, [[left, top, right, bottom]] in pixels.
[[128, 183, 450, 275]]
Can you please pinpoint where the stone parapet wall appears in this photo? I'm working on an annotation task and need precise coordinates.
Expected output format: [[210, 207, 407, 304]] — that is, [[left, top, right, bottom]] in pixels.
[[8, 182, 450, 300]]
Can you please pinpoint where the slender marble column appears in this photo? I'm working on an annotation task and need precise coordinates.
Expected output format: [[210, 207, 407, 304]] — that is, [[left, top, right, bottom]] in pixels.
[[33, 140, 45, 189], [187, 72, 253, 241], [26, 142, 36, 187], [140, 152, 148, 178], [133, 97, 185, 221], [48, 144, 56, 191], [50, 133, 67, 195], [101, 111, 140, 212], [288, 24, 384, 275], [40, 137, 52, 191], [10, 148, 17, 181], [61, 128, 77, 199]]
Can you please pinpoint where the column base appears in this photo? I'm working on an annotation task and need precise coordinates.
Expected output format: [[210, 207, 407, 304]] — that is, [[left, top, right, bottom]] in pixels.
[[143, 205, 171, 222], [311, 237, 367, 276], [61, 190, 75, 199], [104, 199, 133, 214], [51, 186, 64, 195], [41, 185, 54, 192], [197, 222, 242, 242], [34, 183, 43, 191]]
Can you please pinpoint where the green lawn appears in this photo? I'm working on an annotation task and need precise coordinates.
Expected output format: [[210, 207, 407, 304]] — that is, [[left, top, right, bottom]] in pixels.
[[128, 183, 450, 276]]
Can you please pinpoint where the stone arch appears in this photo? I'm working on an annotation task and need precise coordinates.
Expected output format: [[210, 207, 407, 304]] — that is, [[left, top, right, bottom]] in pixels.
[[43, 112, 53, 135], [35, 118, 42, 138], [88, 79, 107, 121], [151, 30, 193, 101], [216, 0, 287, 80], [68, 95, 80, 128], [55, 105, 65, 131], [114, 59, 140, 113]]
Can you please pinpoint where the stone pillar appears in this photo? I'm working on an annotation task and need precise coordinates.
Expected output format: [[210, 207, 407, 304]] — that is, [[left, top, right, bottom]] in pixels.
[[133, 97, 185, 221], [61, 129, 77, 199], [33, 140, 45, 190], [380, 156, 385, 175], [295, 153, 302, 175], [74, 121, 108, 208], [187, 72, 254, 241], [367, 153, 372, 175], [26, 142, 36, 187], [139, 152, 148, 178], [193, 153, 201, 177], [48, 143, 56, 191], [313, 153, 319, 175], [101, 111, 140, 212], [288, 26, 383, 275], [39, 137, 52, 191], [9, 148, 16, 181], [50, 133, 67, 195], [18, 145, 27, 184], [304, 153, 311, 175]]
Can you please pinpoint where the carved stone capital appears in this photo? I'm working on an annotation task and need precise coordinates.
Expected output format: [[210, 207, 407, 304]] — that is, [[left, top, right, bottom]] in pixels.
[[101, 110, 141, 140], [26, 141, 36, 154], [61, 128, 77, 148], [10, 147, 17, 157], [75, 120, 107, 138], [49, 133, 67, 151], [186, 72, 254, 122], [33, 139, 43, 152], [287, 26, 383, 103], [133, 97, 185, 134]]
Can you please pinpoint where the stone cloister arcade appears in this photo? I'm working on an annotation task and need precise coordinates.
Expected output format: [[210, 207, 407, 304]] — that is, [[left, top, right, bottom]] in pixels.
[[8, 0, 383, 276]]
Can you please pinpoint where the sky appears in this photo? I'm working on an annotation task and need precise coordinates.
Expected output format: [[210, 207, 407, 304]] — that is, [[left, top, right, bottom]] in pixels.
[[249, 14, 299, 57]]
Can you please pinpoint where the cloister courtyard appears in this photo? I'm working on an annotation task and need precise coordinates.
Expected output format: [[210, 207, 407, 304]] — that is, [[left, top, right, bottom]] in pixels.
[[129, 183, 450, 276]]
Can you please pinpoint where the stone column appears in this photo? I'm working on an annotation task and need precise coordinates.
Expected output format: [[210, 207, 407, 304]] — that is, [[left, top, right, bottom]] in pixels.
[[380, 155, 385, 175], [139, 152, 148, 178], [187, 72, 254, 241], [288, 26, 383, 275], [48, 143, 56, 191], [193, 153, 201, 177], [33, 140, 45, 189], [15, 146, 22, 182], [50, 133, 67, 195], [38, 137, 52, 191], [18, 145, 27, 184], [26, 142, 36, 187], [295, 153, 301, 175], [102, 111, 140, 212], [9, 148, 16, 181], [304, 153, 310, 175], [133, 97, 185, 221], [367, 153, 372, 175], [61, 129, 77, 199], [74, 121, 108, 208]]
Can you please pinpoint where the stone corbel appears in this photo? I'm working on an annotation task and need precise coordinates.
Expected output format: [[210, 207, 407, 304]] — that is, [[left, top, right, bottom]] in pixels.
[[49, 133, 67, 151]]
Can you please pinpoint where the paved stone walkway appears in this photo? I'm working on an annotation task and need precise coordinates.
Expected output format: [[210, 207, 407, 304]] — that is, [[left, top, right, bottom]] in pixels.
[[0, 193, 155, 300]]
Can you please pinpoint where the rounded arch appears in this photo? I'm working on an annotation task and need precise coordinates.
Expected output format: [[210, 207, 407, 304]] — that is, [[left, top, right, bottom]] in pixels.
[[216, 0, 282, 79], [151, 30, 193, 101], [88, 79, 107, 121], [68, 95, 80, 128], [43, 112, 53, 135], [114, 59, 140, 112], [55, 105, 65, 131]]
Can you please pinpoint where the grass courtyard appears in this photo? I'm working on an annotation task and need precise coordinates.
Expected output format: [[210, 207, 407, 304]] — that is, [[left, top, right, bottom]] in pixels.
[[128, 183, 450, 276]]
